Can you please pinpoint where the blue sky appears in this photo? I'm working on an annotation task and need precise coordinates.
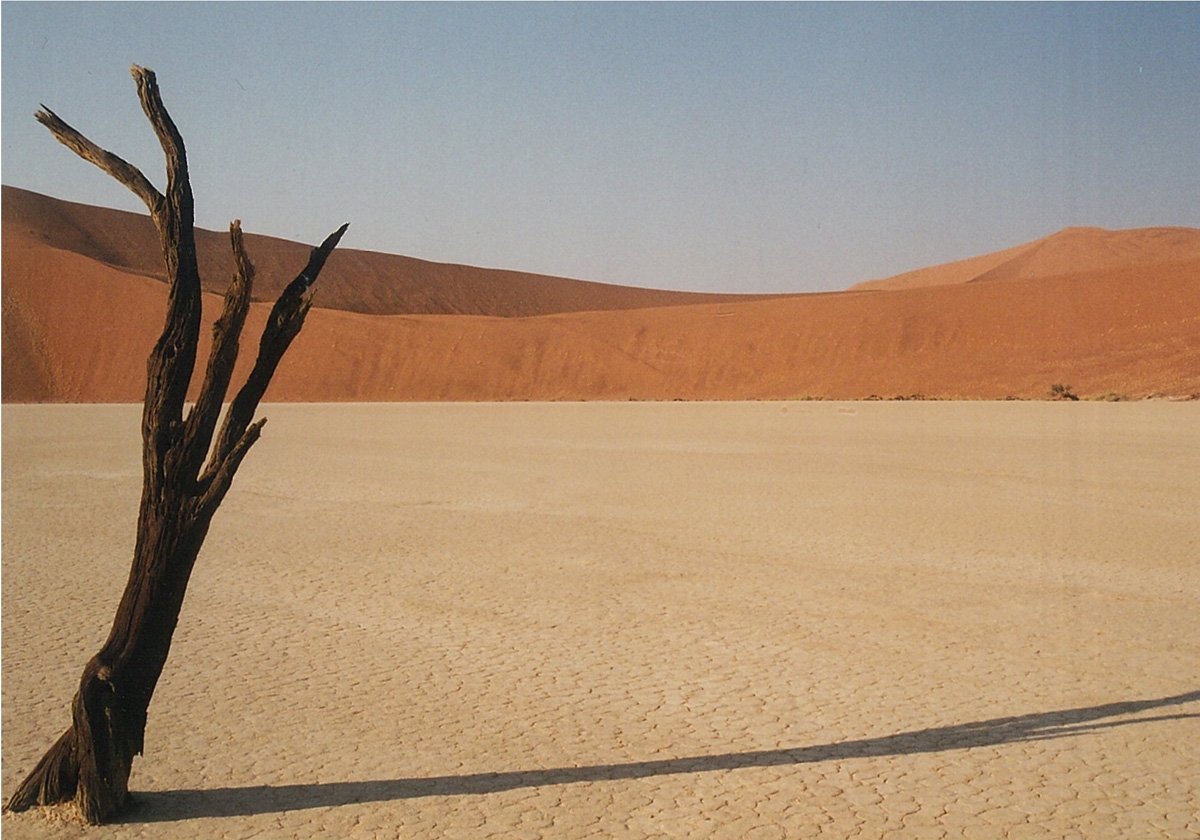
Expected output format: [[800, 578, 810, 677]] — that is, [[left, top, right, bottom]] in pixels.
[[3, 3, 1198, 293]]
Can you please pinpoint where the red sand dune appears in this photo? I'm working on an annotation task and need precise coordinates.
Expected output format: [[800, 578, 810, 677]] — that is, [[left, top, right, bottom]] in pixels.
[[848, 239, 1044, 291], [3, 185, 1199, 402], [2, 186, 767, 316]]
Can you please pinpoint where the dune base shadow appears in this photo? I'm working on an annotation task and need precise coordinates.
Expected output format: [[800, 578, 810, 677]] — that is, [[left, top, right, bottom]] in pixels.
[[121, 689, 1200, 824]]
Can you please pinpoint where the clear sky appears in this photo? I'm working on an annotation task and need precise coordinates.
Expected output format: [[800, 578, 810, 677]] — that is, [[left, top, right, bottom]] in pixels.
[[3, 3, 1198, 293]]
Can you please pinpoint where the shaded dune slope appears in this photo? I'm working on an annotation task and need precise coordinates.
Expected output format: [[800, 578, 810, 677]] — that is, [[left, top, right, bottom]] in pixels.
[[3, 186, 1198, 401], [2, 186, 770, 316]]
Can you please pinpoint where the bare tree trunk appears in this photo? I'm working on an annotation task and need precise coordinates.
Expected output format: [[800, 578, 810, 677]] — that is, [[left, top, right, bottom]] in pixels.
[[4, 65, 347, 825]]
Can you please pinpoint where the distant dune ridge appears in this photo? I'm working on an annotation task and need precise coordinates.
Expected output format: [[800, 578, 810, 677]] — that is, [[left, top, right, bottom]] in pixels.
[[3, 185, 1198, 402]]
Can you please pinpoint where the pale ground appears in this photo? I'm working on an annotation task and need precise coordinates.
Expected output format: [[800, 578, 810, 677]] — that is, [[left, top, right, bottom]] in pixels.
[[2, 402, 1198, 840]]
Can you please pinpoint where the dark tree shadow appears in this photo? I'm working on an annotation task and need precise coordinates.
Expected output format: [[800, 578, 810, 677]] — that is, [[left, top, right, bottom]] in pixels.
[[122, 689, 1200, 823]]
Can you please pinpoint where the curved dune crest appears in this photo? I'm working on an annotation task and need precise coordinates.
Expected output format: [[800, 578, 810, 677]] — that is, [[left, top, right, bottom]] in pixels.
[[1, 186, 773, 317], [851, 226, 1200, 291], [3, 186, 1198, 402], [849, 239, 1044, 291]]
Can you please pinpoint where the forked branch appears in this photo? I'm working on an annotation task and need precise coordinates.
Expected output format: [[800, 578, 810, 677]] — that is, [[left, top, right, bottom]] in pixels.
[[180, 222, 257, 482], [207, 222, 349, 475]]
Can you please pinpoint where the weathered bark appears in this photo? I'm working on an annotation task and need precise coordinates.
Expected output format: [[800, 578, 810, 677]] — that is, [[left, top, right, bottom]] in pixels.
[[4, 66, 347, 825]]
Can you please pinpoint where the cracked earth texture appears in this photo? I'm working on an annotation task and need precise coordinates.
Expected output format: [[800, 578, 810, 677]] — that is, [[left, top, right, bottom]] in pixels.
[[3, 402, 1197, 839]]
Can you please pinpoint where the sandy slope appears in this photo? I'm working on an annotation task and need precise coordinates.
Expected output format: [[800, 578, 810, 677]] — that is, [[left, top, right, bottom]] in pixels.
[[849, 238, 1044, 291], [2, 186, 767, 316], [850, 225, 1200, 291], [273, 261, 1200, 401], [3, 402, 1198, 839], [3, 186, 1199, 401]]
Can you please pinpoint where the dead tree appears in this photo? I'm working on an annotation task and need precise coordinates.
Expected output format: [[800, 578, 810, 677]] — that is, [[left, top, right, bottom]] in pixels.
[[4, 66, 347, 825]]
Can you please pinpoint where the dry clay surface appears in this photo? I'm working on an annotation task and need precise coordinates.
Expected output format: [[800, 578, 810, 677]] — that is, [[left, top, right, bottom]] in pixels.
[[3, 402, 1198, 839]]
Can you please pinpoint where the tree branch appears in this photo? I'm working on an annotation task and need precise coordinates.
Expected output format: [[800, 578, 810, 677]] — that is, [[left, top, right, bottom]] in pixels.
[[34, 107, 163, 216], [206, 223, 348, 475], [181, 222, 256, 482], [131, 66, 188, 200], [130, 65, 195, 266], [125, 66, 203, 485], [199, 418, 266, 518]]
